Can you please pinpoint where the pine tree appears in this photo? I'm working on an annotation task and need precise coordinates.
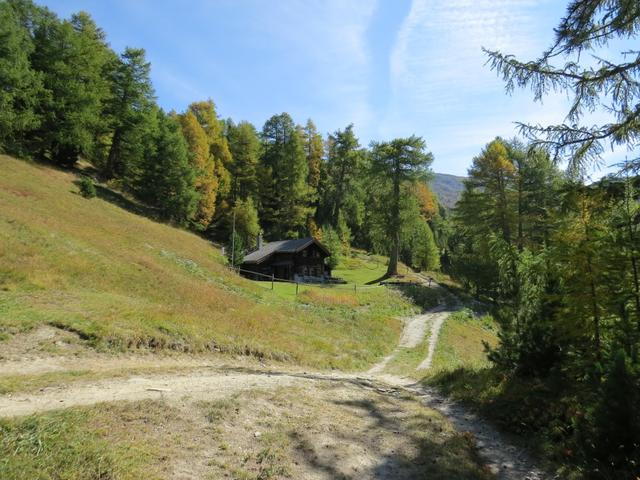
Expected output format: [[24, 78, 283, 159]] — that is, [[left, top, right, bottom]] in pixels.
[[134, 109, 197, 224], [301, 119, 323, 209], [227, 120, 260, 202], [467, 138, 516, 243], [322, 124, 364, 227]]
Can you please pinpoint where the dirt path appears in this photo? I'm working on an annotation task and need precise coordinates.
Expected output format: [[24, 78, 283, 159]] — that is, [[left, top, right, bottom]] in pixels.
[[416, 309, 451, 370], [362, 305, 546, 479], [0, 307, 547, 479], [0, 369, 318, 417], [382, 375, 546, 480], [367, 306, 446, 375]]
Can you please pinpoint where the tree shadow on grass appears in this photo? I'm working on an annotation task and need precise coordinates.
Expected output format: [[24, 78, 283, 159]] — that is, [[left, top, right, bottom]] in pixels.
[[289, 389, 492, 480], [365, 273, 392, 285], [392, 283, 446, 312], [92, 184, 162, 222]]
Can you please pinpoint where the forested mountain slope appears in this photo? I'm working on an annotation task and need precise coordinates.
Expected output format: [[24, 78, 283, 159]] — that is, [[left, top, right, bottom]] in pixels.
[[431, 173, 465, 209]]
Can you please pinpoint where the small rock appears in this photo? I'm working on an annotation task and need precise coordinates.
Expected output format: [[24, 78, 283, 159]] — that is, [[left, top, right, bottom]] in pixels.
[[254, 431, 261, 438]]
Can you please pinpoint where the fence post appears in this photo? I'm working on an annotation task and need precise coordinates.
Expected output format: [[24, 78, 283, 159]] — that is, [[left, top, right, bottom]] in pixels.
[[296, 282, 299, 295], [354, 283, 357, 294], [271, 274, 274, 290]]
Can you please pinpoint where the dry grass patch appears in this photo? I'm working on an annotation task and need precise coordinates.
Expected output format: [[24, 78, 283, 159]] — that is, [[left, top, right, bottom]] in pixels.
[[0, 382, 494, 479], [0, 400, 174, 480], [298, 288, 359, 307], [0, 155, 414, 370]]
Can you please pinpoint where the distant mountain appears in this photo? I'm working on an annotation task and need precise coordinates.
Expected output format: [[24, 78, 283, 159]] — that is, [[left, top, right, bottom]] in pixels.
[[430, 173, 466, 210]]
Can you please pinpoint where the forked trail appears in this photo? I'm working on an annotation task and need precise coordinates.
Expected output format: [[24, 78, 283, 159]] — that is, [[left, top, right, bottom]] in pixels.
[[0, 297, 546, 479]]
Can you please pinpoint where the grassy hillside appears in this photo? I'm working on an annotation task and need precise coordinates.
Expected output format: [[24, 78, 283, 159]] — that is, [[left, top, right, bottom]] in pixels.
[[0, 156, 416, 369], [430, 309, 498, 374]]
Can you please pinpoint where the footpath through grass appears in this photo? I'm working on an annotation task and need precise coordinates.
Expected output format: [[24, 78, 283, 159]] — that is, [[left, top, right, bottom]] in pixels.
[[0, 155, 416, 370]]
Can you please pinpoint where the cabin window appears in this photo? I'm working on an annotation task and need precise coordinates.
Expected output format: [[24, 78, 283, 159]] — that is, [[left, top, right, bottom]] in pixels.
[[303, 250, 308, 257], [303, 266, 308, 275]]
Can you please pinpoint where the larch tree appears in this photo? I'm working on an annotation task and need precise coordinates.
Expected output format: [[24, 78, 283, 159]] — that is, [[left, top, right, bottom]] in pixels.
[[30, 11, 112, 166], [301, 119, 323, 212], [484, 0, 640, 174], [134, 109, 197, 224], [370, 136, 433, 277], [188, 100, 233, 220], [103, 47, 155, 179], [227, 120, 260, 203], [259, 113, 311, 238], [179, 110, 218, 229], [468, 139, 516, 243], [323, 124, 364, 228], [0, 1, 42, 155]]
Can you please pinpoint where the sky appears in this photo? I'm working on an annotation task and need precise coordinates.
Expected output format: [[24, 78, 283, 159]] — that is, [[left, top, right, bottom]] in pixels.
[[42, 0, 633, 177]]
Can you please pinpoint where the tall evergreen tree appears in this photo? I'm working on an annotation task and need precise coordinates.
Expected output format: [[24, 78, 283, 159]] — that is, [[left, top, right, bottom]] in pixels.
[[227, 120, 260, 203], [322, 124, 364, 228], [102, 47, 154, 179], [30, 11, 112, 166], [370, 136, 433, 276], [134, 109, 197, 224], [259, 113, 311, 238], [301, 119, 323, 208], [0, 1, 42, 155]]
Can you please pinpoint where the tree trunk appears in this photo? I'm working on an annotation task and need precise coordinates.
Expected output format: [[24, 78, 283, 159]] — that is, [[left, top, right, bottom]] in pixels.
[[386, 231, 399, 277], [105, 129, 122, 179], [624, 189, 640, 334], [386, 158, 402, 277], [583, 203, 601, 361], [517, 174, 524, 251]]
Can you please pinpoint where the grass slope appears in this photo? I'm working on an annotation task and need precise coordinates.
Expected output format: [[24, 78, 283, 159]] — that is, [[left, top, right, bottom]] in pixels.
[[430, 310, 498, 374], [0, 156, 415, 369]]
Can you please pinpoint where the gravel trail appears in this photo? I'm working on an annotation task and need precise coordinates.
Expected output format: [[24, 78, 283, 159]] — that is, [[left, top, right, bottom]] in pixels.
[[0, 302, 548, 479]]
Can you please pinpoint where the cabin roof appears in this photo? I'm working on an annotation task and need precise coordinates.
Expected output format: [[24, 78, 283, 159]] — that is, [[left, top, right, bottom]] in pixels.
[[242, 237, 330, 264]]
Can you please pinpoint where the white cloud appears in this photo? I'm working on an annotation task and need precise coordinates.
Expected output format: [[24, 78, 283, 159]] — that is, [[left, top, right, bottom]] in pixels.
[[381, 0, 576, 174]]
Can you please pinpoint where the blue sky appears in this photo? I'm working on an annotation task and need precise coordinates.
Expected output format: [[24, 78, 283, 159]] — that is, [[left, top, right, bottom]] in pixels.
[[42, 0, 631, 177]]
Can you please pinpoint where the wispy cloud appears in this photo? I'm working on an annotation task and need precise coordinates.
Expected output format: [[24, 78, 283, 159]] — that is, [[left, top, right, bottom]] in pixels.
[[381, 0, 571, 174], [390, 0, 543, 113]]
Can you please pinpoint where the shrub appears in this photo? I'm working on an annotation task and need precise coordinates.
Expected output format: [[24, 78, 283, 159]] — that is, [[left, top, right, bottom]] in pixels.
[[78, 175, 96, 199]]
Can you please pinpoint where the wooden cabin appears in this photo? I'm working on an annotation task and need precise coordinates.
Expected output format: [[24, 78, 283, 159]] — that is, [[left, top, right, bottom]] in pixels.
[[240, 236, 331, 282]]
